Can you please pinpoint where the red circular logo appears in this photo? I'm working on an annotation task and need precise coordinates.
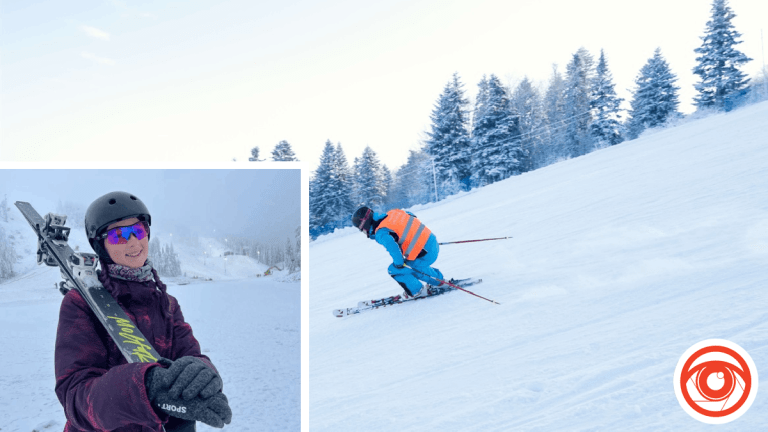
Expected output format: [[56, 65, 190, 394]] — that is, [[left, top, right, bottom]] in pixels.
[[674, 340, 758, 424]]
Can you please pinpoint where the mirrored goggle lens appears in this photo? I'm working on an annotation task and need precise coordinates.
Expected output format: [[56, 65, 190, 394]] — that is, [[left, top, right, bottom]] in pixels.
[[106, 222, 148, 245]]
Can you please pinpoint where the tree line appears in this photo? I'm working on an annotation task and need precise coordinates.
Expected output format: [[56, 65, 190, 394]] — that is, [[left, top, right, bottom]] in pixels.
[[306, 0, 764, 239]]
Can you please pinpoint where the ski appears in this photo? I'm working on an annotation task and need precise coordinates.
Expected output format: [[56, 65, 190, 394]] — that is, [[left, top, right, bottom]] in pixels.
[[333, 278, 482, 317]]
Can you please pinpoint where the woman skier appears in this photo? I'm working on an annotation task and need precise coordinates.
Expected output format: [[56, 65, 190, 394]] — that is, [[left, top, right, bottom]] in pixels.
[[352, 206, 446, 299], [55, 191, 232, 431]]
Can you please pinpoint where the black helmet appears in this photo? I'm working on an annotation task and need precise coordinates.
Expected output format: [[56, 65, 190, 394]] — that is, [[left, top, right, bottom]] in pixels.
[[352, 206, 373, 234], [85, 191, 151, 261]]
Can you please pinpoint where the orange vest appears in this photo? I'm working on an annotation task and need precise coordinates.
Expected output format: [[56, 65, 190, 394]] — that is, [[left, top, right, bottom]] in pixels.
[[376, 209, 432, 261]]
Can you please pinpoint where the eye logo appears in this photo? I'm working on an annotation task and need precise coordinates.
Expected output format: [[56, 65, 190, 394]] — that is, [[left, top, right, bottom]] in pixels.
[[674, 339, 758, 424]]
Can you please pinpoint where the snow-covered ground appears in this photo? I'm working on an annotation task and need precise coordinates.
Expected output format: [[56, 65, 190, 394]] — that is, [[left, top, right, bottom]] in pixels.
[[0, 217, 299, 431], [310, 101, 768, 430]]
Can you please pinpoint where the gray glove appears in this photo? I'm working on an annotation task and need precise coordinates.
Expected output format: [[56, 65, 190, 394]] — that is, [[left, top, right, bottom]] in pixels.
[[146, 359, 232, 428], [162, 356, 223, 400]]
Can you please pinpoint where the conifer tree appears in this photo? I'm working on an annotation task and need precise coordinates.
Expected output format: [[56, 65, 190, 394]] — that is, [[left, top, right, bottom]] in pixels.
[[309, 140, 355, 237], [693, 0, 752, 111], [562, 48, 594, 158], [471, 75, 490, 132], [627, 48, 681, 139], [509, 77, 545, 171], [1, 195, 8, 223], [0, 226, 16, 280], [590, 49, 624, 147], [389, 150, 433, 208], [249, 146, 261, 161], [352, 146, 387, 210], [747, 67, 768, 103], [294, 226, 301, 269], [381, 165, 393, 206], [542, 65, 568, 166], [271, 140, 299, 161], [470, 74, 522, 186], [424, 73, 472, 196]]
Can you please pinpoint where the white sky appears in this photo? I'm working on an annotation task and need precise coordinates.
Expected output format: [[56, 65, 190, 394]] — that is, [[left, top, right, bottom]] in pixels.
[[2, 0, 767, 170]]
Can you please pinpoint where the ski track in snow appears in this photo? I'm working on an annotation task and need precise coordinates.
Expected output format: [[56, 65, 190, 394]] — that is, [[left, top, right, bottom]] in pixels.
[[310, 101, 768, 431], [0, 266, 299, 431]]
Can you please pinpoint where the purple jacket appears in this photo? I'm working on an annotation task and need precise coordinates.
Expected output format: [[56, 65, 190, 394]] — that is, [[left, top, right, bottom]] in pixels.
[[54, 276, 216, 432]]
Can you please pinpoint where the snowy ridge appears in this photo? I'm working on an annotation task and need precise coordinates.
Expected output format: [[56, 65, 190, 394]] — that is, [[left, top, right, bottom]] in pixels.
[[310, 102, 768, 430]]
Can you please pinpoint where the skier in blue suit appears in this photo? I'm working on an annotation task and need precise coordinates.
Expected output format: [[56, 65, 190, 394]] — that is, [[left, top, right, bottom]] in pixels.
[[352, 206, 444, 298]]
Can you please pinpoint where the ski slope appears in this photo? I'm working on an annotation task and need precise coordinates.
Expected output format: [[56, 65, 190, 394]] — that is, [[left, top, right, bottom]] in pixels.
[[0, 218, 299, 431], [310, 101, 768, 431]]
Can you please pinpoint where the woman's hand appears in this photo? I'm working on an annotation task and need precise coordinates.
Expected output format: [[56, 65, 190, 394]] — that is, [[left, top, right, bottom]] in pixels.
[[145, 358, 232, 428]]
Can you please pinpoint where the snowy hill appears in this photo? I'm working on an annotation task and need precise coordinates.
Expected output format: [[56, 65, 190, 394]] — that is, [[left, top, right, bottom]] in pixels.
[[160, 234, 271, 281], [310, 101, 768, 430]]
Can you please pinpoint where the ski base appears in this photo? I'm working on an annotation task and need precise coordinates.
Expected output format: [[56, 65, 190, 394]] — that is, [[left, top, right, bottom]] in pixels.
[[333, 278, 482, 318]]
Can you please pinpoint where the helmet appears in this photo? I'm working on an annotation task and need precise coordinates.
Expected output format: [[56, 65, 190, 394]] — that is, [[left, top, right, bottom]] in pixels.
[[85, 191, 152, 262], [352, 206, 373, 234]]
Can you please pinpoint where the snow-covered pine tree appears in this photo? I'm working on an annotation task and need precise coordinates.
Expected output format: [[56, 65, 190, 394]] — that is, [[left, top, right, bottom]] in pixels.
[[284, 237, 296, 273], [249, 146, 263, 162], [470, 74, 523, 186], [333, 142, 354, 208], [166, 243, 182, 277], [509, 77, 545, 171], [693, 0, 752, 111], [746, 66, 768, 104], [389, 150, 433, 209], [352, 146, 387, 210], [471, 75, 490, 133], [309, 140, 355, 238], [627, 48, 681, 139], [149, 238, 163, 268], [562, 48, 595, 158], [590, 49, 624, 148], [381, 165, 393, 206], [424, 73, 472, 197], [0, 226, 16, 280], [294, 226, 301, 270], [271, 140, 299, 161], [542, 65, 568, 166], [1, 198, 7, 223], [1, 195, 7, 223]]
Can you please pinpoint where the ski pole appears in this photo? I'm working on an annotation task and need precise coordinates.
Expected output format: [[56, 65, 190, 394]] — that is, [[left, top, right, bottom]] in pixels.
[[405, 265, 500, 305], [439, 236, 512, 246]]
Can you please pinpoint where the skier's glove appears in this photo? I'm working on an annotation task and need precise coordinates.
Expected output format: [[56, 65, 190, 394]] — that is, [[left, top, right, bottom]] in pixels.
[[146, 361, 233, 428], [393, 262, 405, 269], [163, 356, 223, 400]]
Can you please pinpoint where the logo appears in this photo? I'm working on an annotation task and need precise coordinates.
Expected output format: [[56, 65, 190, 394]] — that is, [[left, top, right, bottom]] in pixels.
[[674, 339, 758, 424], [160, 403, 188, 414]]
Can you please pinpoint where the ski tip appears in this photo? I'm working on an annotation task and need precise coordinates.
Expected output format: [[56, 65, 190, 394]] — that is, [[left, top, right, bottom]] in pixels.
[[333, 309, 344, 318]]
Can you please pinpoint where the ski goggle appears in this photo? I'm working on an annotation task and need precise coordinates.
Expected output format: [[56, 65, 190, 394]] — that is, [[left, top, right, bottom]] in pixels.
[[357, 209, 372, 231], [97, 221, 149, 245]]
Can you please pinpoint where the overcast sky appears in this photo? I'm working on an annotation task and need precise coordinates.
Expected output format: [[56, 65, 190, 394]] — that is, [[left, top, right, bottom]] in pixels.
[[0, 168, 301, 244], [2, 0, 767, 169]]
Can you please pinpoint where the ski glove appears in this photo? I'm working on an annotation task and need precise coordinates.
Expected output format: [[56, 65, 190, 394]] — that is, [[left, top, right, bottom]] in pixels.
[[393, 263, 405, 269], [146, 361, 232, 428], [161, 356, 223, 400]]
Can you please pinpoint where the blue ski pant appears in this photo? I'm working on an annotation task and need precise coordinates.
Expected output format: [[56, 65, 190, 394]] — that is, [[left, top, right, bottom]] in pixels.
[[387, 234, 444, 295]]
